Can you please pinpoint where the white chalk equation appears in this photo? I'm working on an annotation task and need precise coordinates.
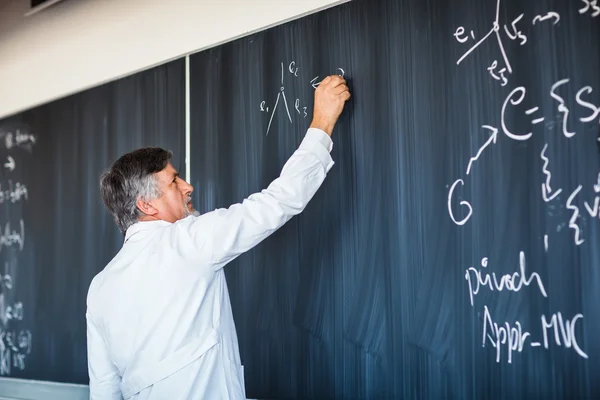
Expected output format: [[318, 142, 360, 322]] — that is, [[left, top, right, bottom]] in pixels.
[[483, 305, 587, 364], [0, 125, 34, 376], [453, 0, 597, 369], [0, 265, 31, 375], [260, 61, 345, 136], [579, 0, 600, 17], [0, 130, 36, 151], [448, 79, 600, 246], [454, 0, 595, 86], [0, 328, 32, 375], [464, 251, 588, 363], [3, 157, 14, 172], [464, 251, 548, 307], [0, 181, 28, 205], [540, 144, 562, 203], [0, 220, 25, 253]]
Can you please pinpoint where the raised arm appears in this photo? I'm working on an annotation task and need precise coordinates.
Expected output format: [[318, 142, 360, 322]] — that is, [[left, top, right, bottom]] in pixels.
[[184, 75, 351, 269]]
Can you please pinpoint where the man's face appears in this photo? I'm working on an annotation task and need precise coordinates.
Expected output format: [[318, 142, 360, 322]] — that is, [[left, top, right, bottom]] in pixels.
[[150, 162, 195, 223]]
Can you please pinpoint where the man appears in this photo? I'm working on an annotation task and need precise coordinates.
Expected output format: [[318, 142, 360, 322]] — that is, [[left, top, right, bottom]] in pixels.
[[86, 75, 351, 399]]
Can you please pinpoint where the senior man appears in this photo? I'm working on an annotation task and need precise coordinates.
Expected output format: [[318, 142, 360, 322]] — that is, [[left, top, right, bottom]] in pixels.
[[86, 75, 351, 399]]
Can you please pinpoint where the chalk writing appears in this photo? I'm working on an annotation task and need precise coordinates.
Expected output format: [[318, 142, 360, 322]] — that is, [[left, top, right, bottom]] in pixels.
[[295, 98, 308, 119], [0, 123, 34, 377], [448, 79, 600, 232], [0, 268, 31, 375], [310, 76, 321, 90], [466, 126, 498, 175], [311, 68, 345, 89], [447, 179, 472, 226], [0, 181, 28, 205], [0, 220, 25, 252], [453, 1, 596, 368], [483, 306, 588, 363], [503, 13, 527, 45], [288, 61, 299, 76], [541, 312, 588, 358], [550, 79, 575, 138], [0, 271, 12, 292], [501, 87, 536, 141], [455, 0, 512, 79], [532, 12, 560, 25], [579, 0, 600, 17], [488, 60, 508, 86], [0, 329, 32, 375], [540, 144, 563, 202], [261, 62, 293, 136], [3, 156, 14, 172], [584, 173, 600, 218], [0, 301, 23, 325], [566, 185, 584, 245], [260, 61, 345, 135], [0, 130, 36, 150], [455, 0, 563, 86], [465, 252, 548, 307], [453, 26, 476, 43], [483, 305, 531, 364], [576, 86, 600, 122]]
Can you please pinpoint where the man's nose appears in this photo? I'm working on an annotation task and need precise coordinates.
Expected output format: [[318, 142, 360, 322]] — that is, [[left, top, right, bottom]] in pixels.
[[181, 179, 194, 194]]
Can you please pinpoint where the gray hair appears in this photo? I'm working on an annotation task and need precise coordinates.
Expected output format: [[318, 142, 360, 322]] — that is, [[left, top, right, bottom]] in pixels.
[[100, 147, 173, 234]]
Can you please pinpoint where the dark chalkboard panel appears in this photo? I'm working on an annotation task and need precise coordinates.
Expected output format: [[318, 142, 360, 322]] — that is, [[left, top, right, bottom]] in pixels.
[[190, 0, 600, 398], [0, 59, 185, 383]]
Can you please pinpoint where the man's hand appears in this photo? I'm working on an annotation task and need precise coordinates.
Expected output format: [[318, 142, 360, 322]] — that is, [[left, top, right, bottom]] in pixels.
[[310, 75, 351, 136]]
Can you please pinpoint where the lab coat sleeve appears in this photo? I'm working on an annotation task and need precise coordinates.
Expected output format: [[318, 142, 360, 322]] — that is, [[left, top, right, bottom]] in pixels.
[[189, 127, 335, 269], [87, 312, 123, 400]]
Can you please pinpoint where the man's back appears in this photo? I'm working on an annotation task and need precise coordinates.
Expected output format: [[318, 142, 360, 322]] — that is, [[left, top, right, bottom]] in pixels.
[[87, 217, 245, 399]]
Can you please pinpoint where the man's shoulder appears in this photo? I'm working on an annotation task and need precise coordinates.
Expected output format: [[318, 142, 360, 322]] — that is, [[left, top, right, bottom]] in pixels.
[[86, 247, 128, 311], [86, 264, 111, 310]]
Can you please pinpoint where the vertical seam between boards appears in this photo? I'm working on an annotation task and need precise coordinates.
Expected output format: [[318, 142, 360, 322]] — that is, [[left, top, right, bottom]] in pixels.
[[185, 54, 191, 183]]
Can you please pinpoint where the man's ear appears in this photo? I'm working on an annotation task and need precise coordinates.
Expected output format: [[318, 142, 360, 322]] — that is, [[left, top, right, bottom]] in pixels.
[[136, 198, 159, 216]]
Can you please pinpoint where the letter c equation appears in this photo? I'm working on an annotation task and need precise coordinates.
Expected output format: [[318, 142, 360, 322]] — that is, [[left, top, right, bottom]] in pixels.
[[448, 179, 473, 225]]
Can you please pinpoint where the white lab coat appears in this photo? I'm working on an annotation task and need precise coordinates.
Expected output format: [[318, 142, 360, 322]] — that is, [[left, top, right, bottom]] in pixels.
[[86, 128, 335, 399]]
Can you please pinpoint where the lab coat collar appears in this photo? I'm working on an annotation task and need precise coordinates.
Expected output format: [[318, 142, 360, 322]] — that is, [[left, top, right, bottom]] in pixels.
[[124, 220, 172, 243]]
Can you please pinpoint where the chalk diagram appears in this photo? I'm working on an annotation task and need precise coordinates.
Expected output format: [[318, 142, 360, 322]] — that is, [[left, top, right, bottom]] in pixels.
[[260, 61, 345, 136]]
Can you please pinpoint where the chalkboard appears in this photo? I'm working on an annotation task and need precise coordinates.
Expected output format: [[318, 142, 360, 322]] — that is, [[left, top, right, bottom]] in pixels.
[[0, 59, 185, 383], [190, 0, 600, 398]]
